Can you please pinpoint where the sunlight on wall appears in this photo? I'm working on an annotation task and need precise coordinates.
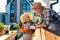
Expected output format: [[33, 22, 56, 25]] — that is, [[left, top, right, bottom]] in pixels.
[[0, 0, 7, 12]]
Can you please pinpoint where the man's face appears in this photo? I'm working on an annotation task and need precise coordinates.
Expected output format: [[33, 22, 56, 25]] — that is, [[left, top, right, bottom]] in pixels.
[[34, 9, 43, 15]]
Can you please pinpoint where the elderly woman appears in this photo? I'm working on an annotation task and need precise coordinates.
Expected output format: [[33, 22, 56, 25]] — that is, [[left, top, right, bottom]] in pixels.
[[20, 12, 35, 40]]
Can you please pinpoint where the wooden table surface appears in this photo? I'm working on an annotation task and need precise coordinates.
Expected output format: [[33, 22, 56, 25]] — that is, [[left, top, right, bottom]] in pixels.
[[0, 30, 17, 40]]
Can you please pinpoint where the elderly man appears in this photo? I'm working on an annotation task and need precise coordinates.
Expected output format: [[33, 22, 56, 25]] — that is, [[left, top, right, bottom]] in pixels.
[[32, 2, 60, 35]]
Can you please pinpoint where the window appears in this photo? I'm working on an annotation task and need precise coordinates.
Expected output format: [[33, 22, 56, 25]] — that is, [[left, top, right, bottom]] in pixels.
[[10, 1, 14, 17], [7, 0, 11, 4], [22, 0, 34, 13], [23, 10, 27, 13], [10, 1, 15, 22], [11, 10, 14, 13]]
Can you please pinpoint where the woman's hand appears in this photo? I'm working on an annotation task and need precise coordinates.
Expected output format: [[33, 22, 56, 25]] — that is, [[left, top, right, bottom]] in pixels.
[[35, 24, 44, 28]]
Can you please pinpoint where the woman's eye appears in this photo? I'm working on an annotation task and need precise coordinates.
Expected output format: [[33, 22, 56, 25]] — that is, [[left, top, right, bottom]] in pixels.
[[26, 17, 28, 18]]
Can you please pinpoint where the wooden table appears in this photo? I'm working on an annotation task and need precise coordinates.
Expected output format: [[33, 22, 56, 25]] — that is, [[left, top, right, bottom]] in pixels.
[[0, 30, 17, 40], [35, 28, 60, 40]]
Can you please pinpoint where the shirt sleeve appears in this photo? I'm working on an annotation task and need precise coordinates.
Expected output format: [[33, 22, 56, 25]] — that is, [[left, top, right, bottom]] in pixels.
[[50, 9, 60, 22], [29, 25, 35, 29], [43, 9, 51, 28], [28, 22, 35, 29]]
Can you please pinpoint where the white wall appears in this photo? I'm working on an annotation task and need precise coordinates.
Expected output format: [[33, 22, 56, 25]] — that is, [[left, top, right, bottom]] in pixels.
[[0, 0, 7, 12], [59, 0, 60, 12], [58, 1, 60, 15]]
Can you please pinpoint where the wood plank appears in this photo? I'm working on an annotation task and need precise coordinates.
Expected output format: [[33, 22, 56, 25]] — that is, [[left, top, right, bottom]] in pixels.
[[42, 28, 60, 40], [35, 28, 60, 40], [41, 28, 46, 40], [5, 31, 17, 40], [35, 29, 42, 40]]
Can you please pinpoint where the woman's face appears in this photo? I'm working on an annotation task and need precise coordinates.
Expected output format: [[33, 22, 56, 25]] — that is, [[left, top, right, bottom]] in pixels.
[[23, 14, 31, 22], [34, 8, 43, 15]]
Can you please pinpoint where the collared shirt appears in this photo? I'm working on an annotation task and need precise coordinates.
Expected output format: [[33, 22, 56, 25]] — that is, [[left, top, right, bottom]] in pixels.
[[40, 8, 60, 28]]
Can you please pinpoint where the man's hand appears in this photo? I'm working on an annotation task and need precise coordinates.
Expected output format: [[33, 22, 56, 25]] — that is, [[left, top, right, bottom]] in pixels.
[[35, 24, 44, 28]]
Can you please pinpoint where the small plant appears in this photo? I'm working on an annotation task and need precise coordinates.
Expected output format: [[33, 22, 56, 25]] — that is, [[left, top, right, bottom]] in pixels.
[[36, 19, 39, 24], [10, 23, 22, 30], [0, 21, 5, 30]]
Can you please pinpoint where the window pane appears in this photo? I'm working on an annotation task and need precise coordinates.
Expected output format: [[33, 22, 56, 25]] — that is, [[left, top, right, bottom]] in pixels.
[[23, 5, 27, 9], [10, 13, 14, 17], [23, 10, 27, 13], [27, 10, 30, 12], [10, 1, 14, 17], [11, 10, 14, 13], [11, 6, 14, 10], [23, 0, 27, 4], [22, 0, 33, 13], [27, 4, 30, 8], [12, 1, 14, 4], [23, 0, 29, 4]]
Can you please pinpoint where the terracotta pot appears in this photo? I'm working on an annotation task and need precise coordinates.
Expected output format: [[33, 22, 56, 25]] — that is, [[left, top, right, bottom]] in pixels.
[[0, 30, 3, 32], [19, 28, 28, 33], [0, 30, 3, 36]]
